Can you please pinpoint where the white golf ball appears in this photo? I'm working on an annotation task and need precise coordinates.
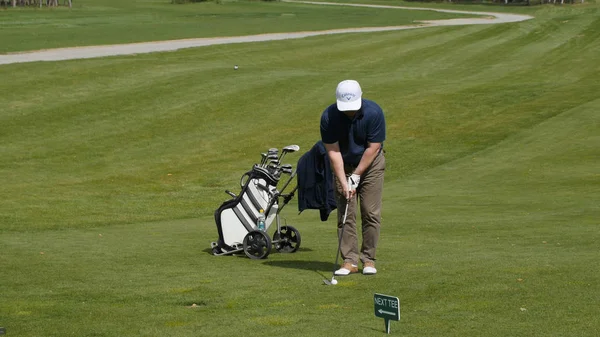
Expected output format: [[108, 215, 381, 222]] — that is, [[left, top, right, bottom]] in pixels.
[[331, 279, 338, 285], [234, 65, 239, 70]]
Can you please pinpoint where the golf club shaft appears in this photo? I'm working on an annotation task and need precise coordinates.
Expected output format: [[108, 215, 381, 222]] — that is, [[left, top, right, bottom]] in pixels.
[[331, 199, 350, 278]]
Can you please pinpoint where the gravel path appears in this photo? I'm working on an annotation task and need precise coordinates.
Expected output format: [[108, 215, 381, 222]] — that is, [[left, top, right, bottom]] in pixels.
[[0, 1, 532, 65]]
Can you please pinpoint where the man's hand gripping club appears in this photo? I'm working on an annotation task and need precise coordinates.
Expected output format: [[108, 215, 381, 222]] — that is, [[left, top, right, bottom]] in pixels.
[[323, 142, 364, 200], [346, 173, 360, 200]]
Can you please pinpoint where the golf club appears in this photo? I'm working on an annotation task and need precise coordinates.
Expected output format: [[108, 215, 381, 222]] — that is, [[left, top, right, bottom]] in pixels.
[[280, 164, 293, 175], [267, 163, 280, 175], [259, 152, 267, 166], [262, 154, 278, 168], [278, 144, 300, 163], [324, 198, 350, 286]]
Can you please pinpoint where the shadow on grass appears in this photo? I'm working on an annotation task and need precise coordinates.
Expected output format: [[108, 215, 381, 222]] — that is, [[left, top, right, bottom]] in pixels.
[[201, 247, 314, 256], [263, 260, 333, 272], [264, 260, 337, 283], [201, 248, 337, 283]]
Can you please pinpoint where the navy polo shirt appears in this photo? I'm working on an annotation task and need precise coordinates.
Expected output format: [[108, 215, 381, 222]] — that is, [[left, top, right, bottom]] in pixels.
[[320, 99, 386, 166]]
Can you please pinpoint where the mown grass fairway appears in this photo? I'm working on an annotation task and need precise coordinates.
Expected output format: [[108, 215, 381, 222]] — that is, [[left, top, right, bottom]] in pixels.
[[0, 0, 467, 53], [1, 0, 599, 336]]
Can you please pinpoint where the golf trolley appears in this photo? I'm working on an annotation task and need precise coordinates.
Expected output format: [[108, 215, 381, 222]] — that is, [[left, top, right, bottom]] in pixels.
[[211, 145, 301, 259]]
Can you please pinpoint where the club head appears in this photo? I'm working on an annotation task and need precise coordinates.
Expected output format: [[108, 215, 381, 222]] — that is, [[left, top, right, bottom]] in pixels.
[[262, 154, 279, 167], [279, 145, 300, 161], [282, 145, 300, 153], [323, 277, 337, 286]]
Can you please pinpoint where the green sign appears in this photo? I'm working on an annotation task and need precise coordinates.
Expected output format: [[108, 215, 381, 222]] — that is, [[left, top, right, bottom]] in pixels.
[[374, 293, 400, 334]]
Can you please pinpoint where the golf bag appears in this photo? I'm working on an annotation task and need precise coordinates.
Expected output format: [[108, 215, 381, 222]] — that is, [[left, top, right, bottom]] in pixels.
[[212, 165, 280, 254], [211, 145, 302, 259]]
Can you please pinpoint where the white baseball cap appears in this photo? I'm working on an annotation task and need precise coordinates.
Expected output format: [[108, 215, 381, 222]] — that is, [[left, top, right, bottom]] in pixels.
[[336, 80, 362, 111]]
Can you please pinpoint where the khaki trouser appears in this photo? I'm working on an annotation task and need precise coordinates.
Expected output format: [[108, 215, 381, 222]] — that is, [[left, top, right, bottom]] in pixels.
[[335, 152, 385, 265]]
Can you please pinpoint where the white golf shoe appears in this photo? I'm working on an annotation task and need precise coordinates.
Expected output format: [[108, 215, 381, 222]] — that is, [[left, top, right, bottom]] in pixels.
[[334, 263, 358, 276], [362, 261, 377, 275]]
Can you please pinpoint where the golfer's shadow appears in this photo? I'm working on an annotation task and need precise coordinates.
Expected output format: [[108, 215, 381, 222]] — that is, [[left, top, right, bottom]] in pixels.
[[263, 260, 334, 273]]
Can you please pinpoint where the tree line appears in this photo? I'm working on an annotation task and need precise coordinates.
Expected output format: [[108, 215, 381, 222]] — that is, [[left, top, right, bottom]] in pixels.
[[1, 0, 72, 7]]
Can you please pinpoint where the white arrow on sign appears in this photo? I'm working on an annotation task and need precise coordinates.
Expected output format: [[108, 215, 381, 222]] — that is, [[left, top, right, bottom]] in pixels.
[[378, 309, 396, 316]]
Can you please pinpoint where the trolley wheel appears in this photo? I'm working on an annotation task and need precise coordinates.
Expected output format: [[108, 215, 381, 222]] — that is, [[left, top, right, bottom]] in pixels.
[[273, 225, 301, 253], [243, 230, 272, 259]]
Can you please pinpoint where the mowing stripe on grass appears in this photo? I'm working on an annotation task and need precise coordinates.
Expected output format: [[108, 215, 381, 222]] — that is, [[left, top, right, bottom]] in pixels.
[[0, 1, 531, 65]]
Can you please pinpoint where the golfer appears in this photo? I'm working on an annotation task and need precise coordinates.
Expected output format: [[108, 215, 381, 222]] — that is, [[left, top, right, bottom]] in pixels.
[[320, 80, 386, 276]]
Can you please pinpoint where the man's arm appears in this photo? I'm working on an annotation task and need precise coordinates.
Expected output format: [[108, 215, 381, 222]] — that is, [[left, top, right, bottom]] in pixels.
[[324, 142, 351, 200], [352, 142, 382, 176]]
